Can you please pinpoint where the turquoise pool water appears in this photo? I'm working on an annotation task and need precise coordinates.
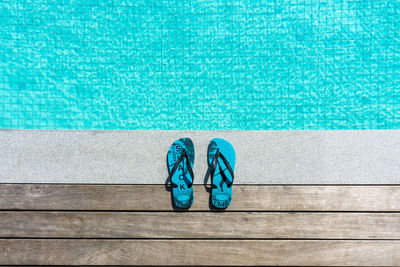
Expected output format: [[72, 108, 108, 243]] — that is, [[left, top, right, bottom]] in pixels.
[[0, 0, 399, 130]]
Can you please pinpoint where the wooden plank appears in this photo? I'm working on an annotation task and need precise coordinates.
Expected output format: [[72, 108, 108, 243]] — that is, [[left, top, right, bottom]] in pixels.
[[1, 184, 399, 211], [1, 211, 399, 239], [1, 239, 399, 266]]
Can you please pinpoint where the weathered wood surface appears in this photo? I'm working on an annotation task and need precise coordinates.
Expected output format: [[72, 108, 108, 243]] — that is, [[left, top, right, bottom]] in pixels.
[[1, 211, 399, 239], [1, 239, 399, 266], [1, 184, 399, 211], [1, 184, 399, 266]]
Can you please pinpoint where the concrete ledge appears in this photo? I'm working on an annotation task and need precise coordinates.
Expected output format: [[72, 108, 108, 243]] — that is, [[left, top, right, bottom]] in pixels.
[[0, 130, 399, 184]]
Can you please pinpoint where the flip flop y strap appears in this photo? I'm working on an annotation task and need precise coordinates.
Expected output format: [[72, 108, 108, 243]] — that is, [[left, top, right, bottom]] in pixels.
[[169, 149, 194, 188], [211, 149, 234, 188]]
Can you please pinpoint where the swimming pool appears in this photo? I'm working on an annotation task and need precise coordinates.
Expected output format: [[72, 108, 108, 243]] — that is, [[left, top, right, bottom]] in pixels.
[[1, 0, 399, 130]]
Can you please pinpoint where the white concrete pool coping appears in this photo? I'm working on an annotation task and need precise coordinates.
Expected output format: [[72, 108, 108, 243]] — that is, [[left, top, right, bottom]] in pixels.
[[0, 129, 399, 184]]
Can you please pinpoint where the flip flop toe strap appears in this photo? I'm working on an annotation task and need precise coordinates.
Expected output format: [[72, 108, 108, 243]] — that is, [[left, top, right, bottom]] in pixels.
[[211, 149, 234, 188], [169, 149, 194, 188]]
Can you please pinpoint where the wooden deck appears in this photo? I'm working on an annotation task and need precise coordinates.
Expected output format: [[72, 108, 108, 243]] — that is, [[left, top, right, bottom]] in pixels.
[[1, 184, 399, 266]]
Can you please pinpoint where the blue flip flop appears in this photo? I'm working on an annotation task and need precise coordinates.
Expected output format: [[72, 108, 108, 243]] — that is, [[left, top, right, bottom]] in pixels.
[[167, 138, 195, 209], [207, 138, 236, 209]]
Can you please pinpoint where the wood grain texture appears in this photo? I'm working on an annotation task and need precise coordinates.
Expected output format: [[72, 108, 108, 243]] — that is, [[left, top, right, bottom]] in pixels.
[[1, 184, 400, 211], [1, 239, 399, 266], [1, 184, 400, 266], [1, 211, 399, 239]]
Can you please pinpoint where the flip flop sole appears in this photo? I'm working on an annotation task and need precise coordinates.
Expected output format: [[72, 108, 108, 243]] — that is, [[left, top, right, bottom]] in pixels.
[[168, 138, 195, 209], [208, 138, 236, 209]]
